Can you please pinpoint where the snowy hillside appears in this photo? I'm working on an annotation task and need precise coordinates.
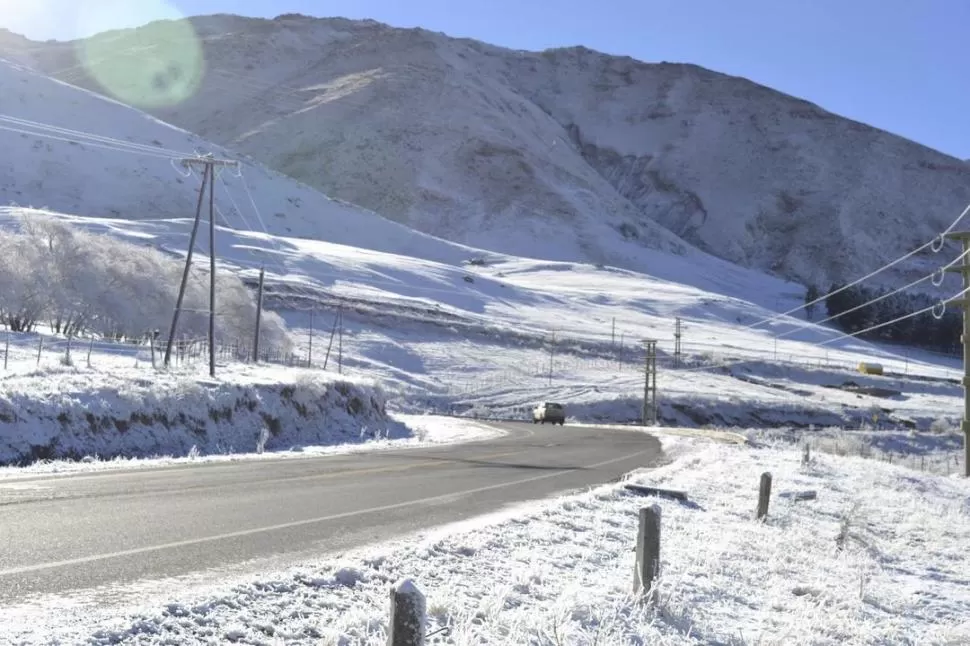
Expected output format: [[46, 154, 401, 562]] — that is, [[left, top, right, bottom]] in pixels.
[[8, 14, 970, 290], [0, 53, 503, 267]]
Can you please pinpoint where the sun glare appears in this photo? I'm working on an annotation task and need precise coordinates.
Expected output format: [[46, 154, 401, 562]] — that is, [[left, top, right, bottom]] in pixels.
[[73, 0, 204, 109]]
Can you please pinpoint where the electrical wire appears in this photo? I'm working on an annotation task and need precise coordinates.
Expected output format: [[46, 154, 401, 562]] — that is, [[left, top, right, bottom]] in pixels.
[[816, 285, 970, 348], [774, 248, 969, 340], [0, 114, 192, 158], [741, 202, 970, 332], [0, 122, 186, 160]]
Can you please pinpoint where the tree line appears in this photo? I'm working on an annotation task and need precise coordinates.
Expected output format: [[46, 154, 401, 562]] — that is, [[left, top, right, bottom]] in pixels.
[[0, 217, 292, 352], [818, 282, 960, 354]]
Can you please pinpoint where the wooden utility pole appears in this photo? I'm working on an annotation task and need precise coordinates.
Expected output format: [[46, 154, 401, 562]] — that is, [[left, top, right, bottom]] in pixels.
[[337, 306, 344, 374], [253, 266, 265, 363], [944, 231, 970, 477], [164, 154, 238, 376], [307, 308, 314, 368], [323, 310, 338, 370], [164, 163, 209, 369], [674, 317, 682, 368], [642, 339, 658, 425], [548, 331, 556, 386]]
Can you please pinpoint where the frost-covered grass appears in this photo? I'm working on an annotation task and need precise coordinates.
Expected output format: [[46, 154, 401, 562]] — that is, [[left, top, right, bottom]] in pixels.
[[0, 413, 503, 478], [748, 424, 967, 478], [0, 361, 411, 465], [17, 442, 966, 645]]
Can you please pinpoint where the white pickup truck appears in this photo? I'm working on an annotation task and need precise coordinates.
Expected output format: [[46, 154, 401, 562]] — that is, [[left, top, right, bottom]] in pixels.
[[532, 402, 565, 425]]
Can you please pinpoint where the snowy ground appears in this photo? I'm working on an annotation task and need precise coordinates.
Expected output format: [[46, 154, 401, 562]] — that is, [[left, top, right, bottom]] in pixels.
[[0, 202, 964, 465], [7, 436, 967, 645]]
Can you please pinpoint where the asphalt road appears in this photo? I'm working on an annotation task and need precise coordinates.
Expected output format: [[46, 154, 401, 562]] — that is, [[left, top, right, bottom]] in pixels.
[[0, 421, 661, 604]]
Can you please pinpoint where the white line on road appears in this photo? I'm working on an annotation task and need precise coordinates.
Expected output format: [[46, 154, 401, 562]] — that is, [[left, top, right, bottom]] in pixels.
[[0, 448, 656, 577]]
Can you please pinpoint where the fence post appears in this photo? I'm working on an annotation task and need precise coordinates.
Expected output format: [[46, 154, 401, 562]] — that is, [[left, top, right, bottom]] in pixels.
[[36, 336, 43, 367], [387, 579, 425, 646], [633, 504, 661, 603], [802, 443, 811, 465], [3, 333, 8, 370], [756, 472, 773, 521], [87, 337, 94, 368], [65, 334, 73, 366]]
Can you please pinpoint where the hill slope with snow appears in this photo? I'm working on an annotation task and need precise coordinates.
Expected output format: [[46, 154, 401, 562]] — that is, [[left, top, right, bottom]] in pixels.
[[0, 49, 811, 313], [6, 14, 969, 290], [0, 52, 503, 269]]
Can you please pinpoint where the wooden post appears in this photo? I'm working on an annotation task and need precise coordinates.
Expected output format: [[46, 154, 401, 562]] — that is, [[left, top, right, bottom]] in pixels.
[[633, 504, 661, 602], [323, 311, 338, 370], [87, 337, 93, 368], [756, 472, 773, 521], [36, 335, 43, 366], [641, 339, 658, 425], [674, 317, 682, 368], [547, 331, 555, 385], [387, 579, 426, 646], [802, 443, 811, 465], [3, 333, 7, 370], [253, 266, 265, 363], [338, 306, 344, 374]]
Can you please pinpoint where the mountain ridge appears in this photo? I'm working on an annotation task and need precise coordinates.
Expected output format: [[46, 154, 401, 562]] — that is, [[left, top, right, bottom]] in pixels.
[[3, 13, 969, 292]]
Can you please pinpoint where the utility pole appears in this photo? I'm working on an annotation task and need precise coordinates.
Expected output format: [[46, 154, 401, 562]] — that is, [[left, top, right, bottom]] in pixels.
[[164, 163, 209, 369], [337, 306, 344, 374], [252, 266, 265, 363], [323, 310, 338, 370], [164, 154, 238, 377], [307, 309, 314, 368], [945, 231, 970, 477], [548, 330, 556, 386], [642, 339, 658, 425], [674, 317, 682, 368]]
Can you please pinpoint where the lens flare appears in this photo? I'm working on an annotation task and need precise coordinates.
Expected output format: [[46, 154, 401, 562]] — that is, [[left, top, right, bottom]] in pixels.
[[75, 0, 204, 109]]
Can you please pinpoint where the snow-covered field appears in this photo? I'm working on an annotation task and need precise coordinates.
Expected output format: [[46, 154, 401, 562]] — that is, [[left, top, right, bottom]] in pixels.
[[6, 436, 967, 645]]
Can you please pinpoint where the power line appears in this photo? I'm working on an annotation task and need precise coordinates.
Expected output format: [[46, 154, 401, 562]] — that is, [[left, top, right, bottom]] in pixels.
[[774, 249, 969, 340], [0, 114, 192, 157], [747, 201, 970, 331], [816, 285, 970, 348], [0, 122, 186, 160]]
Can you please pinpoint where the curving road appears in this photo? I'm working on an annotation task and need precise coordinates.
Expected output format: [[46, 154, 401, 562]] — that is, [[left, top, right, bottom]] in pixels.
[[0, 421, 661, 604]]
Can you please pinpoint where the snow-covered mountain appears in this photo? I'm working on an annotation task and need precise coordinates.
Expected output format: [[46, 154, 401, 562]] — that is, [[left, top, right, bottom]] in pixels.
[[6, 14, 969, 290], [0, 52, 801, 314], [0, 52, 504, 268]]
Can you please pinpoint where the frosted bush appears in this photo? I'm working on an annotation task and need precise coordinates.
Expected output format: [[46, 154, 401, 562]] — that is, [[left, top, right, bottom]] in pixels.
[[0, 216, 292, 352]]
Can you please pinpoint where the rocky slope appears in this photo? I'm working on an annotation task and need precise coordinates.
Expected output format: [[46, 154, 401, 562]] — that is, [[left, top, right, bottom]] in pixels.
[[4, 14, 969, 290]]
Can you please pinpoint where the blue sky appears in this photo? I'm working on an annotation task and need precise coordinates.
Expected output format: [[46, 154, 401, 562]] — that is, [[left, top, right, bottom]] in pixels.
[[5, 0, 968, 158]]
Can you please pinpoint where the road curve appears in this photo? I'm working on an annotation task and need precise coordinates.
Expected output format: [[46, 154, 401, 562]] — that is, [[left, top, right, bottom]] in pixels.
[[0, 422, 661, 603]]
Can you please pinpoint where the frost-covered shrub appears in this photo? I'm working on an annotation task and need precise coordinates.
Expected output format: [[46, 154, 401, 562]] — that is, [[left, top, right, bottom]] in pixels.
[[929, 416, 953, 434], [0, 217, 291, 352]]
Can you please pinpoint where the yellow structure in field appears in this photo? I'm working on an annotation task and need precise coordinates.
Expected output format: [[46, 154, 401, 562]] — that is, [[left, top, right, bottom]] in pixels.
[[857, 362, 884, 376]]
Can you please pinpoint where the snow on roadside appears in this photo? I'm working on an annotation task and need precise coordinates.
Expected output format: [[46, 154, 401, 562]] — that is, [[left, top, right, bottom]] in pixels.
[[53, 442, 970, 645], [0, 363, 409, 467], [0, 414, 503, 479]]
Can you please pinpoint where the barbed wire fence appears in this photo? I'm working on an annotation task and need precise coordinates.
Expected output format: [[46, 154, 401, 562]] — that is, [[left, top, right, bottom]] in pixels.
[[1, 313, 960, 384]]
